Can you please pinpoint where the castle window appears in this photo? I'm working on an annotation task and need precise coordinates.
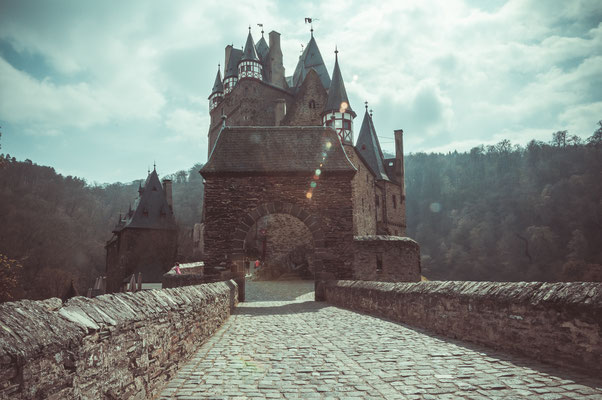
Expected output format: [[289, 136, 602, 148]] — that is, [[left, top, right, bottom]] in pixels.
[[376, 254, 383, 273], [343, 120, 351, 130], [392, 195, 397, 209], [376, 195, 379, 208], [309, 99, 316, 109], [225, 82, 229, 89]]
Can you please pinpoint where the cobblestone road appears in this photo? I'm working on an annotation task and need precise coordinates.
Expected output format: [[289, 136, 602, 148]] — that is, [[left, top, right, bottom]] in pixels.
[[159, 281, 602, 399]]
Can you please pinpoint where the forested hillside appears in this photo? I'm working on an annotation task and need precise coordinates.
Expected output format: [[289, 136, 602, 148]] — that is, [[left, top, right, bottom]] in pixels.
[[405, 125, 602, 282], [0, 153, 204, 302], [1, 124, 601, 301]]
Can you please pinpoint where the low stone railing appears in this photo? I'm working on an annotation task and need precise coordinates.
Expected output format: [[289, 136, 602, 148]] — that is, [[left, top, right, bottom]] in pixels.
[[0, 281, 238, 399], [320, 280, 602, 376]]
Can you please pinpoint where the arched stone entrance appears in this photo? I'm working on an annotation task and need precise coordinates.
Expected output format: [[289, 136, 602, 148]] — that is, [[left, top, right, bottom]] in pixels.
[[228, 202, 325, 278]]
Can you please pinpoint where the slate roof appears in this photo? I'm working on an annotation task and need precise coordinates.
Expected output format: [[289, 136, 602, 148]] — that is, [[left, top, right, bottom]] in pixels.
[[114, 169, 177, 231], [224, 48, 243, 78], [325, 52, 355, 117], [241, 31, 259, 62], [355, 108, 390, 181], [201, 126, 356, 174], [210, 67, 223, 96], [292, 35, 331, 90], [256, 35, 269, 63]]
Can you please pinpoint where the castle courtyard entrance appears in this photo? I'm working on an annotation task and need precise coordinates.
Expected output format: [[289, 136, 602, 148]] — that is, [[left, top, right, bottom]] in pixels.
[[244, 213, 315, 280]]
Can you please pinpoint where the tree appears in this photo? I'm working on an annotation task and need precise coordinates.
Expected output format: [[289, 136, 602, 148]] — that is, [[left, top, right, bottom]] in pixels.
[[551, 130, 568, 147], [0, 254, 22, 302], [586, 120, 602, 147]]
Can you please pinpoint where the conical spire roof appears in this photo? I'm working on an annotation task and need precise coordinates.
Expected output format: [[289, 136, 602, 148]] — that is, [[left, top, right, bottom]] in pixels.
[[241, 30, 259, 62], [125, 168, 177, 230], [355, 108, 389, 181], [325, 50, 355, 116], [224, 48, 242, 78], [256, 35, 269, 63], [211, 66, 223, 95], [292, 35, 331, 90]]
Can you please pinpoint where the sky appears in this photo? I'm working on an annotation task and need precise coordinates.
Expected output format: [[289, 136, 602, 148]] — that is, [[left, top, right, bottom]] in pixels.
[[1, 0, 601, 184]]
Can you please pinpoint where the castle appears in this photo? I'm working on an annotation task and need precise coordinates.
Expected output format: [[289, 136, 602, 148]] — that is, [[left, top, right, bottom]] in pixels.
[[105, 168, 178, 292], [200, 28, 420, 281]]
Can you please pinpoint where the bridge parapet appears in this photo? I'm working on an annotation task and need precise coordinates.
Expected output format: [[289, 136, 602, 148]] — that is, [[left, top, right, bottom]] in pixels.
[[0, 281, 238, 399], [321, 280, 602, 376]]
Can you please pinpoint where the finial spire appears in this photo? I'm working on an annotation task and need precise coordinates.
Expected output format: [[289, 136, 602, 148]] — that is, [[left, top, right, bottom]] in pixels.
[[248, 25, 251, 33], [153, 161, 156, 171], [365, 101, 368, 110], [370, 109, 373, 118]]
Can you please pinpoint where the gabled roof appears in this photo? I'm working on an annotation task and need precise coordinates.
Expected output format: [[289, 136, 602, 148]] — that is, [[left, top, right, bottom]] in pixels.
[[201, 126, 356, 175], [292, 35, 331, 90], [210, 67, 223, 96], [355, 109, 389, 181], [115, 169, 177, 231], [241, 31, 259, 62], [224, 48, 242, 78], [325, 51, 355, 117]]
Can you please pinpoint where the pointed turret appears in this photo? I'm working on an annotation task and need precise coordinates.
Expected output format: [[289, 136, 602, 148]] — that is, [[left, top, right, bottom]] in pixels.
[[238, 28, 263, 81], [356, 105, 389, 181], [322, 49, 356, 145], [223, 46, 242, 95], [292, 33, 330, 90], [209, 65, 224, 111], [126, 168, 177, 230]]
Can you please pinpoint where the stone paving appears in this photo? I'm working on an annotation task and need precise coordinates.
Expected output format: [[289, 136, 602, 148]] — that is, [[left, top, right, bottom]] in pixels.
[[159, 281, 602, 400]]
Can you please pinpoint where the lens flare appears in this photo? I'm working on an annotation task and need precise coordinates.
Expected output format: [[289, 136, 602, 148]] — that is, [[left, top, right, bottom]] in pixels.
[[306, 192, 313, 199], [310, 181, 317, 188], [315, 169, 321, 176], [429, 202, 442, 213]]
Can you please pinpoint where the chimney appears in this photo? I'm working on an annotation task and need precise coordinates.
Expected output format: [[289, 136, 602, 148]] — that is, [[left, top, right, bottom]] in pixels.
[[274, 99, 286, 126], [162, 179, 173, 211], [224, 45, 233, 74], [267, 31, 286, 88], [394, 129, 404, 194]]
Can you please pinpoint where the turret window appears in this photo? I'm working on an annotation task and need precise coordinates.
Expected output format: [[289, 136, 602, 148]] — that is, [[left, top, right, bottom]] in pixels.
[[392, 195, 397, 209], [238, 61, 263, 80], [309, 100, 316, 109]]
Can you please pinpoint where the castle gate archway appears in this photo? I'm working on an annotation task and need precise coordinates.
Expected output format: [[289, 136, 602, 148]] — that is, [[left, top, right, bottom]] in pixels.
[[229, 202, 326, 279]]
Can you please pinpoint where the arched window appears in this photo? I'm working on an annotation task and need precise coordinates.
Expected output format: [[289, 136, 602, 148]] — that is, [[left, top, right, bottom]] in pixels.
[[309, 99, 316, 109]]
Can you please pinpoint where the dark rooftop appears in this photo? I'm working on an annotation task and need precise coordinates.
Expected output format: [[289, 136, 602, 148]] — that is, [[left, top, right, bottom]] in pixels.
[[201, 126, 356, 175], [292, 35, 331, 91], [355, 108, 389, 181], [115, 169, 177, 231]]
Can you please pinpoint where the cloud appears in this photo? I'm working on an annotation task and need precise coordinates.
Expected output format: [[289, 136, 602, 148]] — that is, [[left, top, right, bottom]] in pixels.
[[164, 108, 208, 143]]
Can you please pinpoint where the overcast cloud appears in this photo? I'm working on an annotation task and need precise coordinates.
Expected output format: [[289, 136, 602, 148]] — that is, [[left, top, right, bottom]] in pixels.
[[1, 0, 601, 183]]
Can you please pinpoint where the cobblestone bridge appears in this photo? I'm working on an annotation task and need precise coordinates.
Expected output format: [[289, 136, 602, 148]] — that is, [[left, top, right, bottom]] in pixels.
[[159, 281, 602, 400]]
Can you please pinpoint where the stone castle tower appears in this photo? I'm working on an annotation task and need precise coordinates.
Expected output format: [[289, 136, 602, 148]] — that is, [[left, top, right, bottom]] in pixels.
[[105, 168, 178, 292], [201, 27, 419, 282]]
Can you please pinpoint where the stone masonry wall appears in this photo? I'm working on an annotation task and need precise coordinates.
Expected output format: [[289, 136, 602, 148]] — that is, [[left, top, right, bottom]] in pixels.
[[353, 236, 420, 282], [208, 80, 294, 155], [322, 280, 602, 376], [0, 281, 238, 400], [344, 148, 377, 236], [203, 174, 355, 278]]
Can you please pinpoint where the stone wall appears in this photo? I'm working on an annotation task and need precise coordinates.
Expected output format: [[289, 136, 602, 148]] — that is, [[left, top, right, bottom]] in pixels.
[[208, 79, 294, 154], [0, 281, 238, 399], [344, 147, 377, 236], [321, 280, 602, 376], [353, 236, 420, 282], [202, 175, 355, 278]]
